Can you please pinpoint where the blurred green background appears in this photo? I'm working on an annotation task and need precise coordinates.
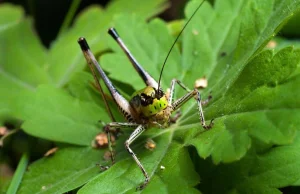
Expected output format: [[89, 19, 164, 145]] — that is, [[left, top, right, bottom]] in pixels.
[[1, 0, 192, 47]]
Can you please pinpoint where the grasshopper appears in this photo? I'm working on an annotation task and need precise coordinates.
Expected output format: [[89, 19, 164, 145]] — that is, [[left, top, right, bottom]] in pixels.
[[78, 0, 213, 190]]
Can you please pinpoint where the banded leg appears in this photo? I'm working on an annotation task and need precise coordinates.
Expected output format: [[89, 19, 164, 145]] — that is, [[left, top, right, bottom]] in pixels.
[[124, 125, 149, 190], [108, 28, 158, 89], [168, 79, 211, 105], [106, 122, 149, 190], [105, 122, 140, 129], [168, 79, 191, 105], [169, 79, 213, 129], [99, 122, 139, 169]]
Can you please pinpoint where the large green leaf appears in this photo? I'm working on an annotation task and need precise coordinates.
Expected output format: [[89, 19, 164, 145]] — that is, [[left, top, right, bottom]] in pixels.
[[0, 4, 23, 29], [79, 131, 201, 194], [0, 4, 49, 120], [197, 132, 300, 194], [22, 85, 110, 146], [18, 147, 101, 194], [185, 47, 300, 163]]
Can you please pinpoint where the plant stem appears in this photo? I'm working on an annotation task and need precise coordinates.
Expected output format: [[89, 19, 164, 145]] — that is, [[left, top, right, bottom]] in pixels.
[[6, 153, 29, 194], [57, 0, 81, 37]]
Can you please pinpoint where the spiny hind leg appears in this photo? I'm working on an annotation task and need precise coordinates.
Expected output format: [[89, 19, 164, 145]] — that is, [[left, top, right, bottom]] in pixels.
[[169, 79, 213, 129]]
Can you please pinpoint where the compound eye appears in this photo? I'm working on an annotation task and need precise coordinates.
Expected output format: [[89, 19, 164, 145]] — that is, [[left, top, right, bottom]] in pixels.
[[151, 91, 155, 98], [140, 94, 150, 106], [152, 87, 160, 98], [157, 89, 164, 99], [141, 95, 146, 103]]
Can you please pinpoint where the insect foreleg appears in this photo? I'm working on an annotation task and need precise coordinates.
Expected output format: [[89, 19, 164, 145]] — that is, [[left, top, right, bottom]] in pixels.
[[98, 122, 139, 168], [124, 125, 149, 190], [168, 79, 211, 105], [169, 79, 213, 129], [168, 79, 192, 105]]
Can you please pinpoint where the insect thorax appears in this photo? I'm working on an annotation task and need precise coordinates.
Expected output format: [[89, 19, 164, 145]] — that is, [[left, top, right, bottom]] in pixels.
[[129, 86, 169, 120]]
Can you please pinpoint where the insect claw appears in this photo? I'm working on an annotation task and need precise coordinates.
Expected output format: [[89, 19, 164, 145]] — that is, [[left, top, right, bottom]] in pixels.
[[100, 165, 110, 171], [210, 118, 214, 126], [98, 120, 106, 127], [201, 93, 213, 106], [136, 178, 150, 191], [204, 119, 214, 129], [152, 121, 163, 129], [96, 163, 110, 171], [103, 125, 110, 133]]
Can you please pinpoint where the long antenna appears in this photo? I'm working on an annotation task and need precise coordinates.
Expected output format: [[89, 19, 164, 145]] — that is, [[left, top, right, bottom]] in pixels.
[[157, 0, 206, 92]]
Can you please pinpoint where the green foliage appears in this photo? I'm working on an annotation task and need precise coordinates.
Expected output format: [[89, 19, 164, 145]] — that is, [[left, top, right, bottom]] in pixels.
[[6, 153, 28, 194], [197, 132, 300, 194], [1, 0, 300, 193]]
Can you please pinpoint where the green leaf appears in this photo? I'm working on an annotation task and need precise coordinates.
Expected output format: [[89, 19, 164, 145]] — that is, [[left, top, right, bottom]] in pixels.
[[266, 37, 300, 51], [185, 47, 300, 163], [79, 131, 201, 194], [7, 153, 28, 194], [65, 72, 123, 121], [281, 10, 300, 37], [0, 4, 49, 119], [47, 0, 168, 87], [0, 4, 23, 31], [22, 85, 110, 146], [18, 147, 101, 194], [197, 132, 300, 194], [104, 0, 169, 19]]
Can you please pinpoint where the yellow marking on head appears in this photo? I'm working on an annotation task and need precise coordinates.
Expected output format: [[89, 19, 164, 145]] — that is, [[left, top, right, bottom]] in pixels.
[[141, 95, 168, 117]]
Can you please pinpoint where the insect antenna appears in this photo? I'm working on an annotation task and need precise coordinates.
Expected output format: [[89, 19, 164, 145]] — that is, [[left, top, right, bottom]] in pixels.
[[157, 0, 206, 95]]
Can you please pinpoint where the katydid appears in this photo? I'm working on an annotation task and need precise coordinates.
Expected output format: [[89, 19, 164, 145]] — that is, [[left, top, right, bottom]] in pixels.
[[78, 0, 213, 190]]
